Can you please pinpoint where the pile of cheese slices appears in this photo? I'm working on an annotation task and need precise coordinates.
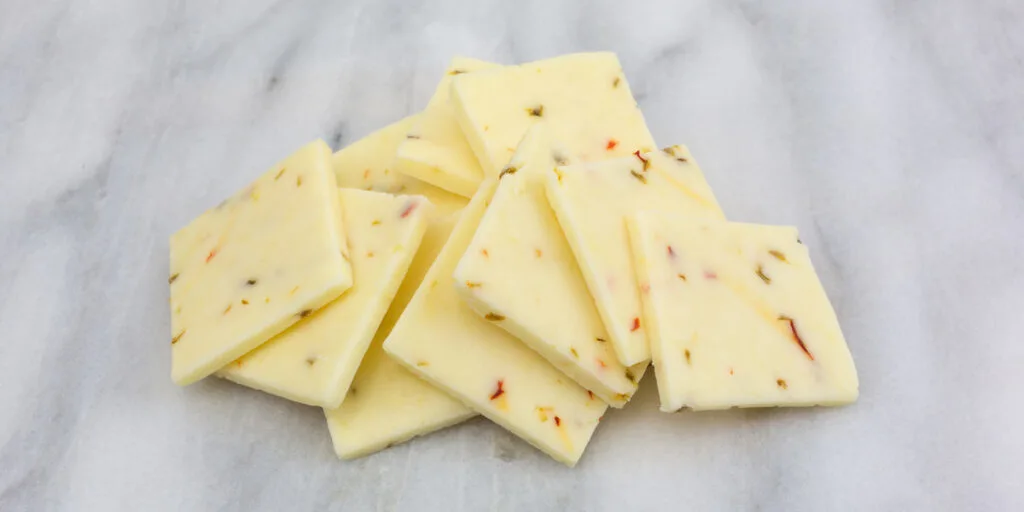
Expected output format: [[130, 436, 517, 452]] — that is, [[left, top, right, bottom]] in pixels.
[[168, 53, 858, 467]]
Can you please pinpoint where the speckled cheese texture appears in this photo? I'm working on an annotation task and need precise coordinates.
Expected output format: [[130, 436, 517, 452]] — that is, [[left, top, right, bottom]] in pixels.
[[450, 52, 655, 176], [453, 124, 645, 407], [545, 146, 725, 366], [325, 211, 476, 459], [218, 189, 430, 409], [626, 214, 859, 411], [326, 129, 474, 458], [332, 116, 468, 217], [169, 140, 351, 386], [384, 160, 608, 467], [394, 57, 499, 197]]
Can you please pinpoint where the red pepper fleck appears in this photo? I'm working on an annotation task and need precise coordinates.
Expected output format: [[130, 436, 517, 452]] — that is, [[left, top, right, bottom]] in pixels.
[[779, 315, 815, 361], [630, 317, 641, 332], [667, 245, 676, 258], [481, 248, 489, 258], [490, 380, 505, 400], [704, 271, 718, 280], [205, 248, 218, 263], [640, 282, 650, 293], [729, 368, 735, 375], [596, 358, 607, 368], [554, 416, 562, 427], [606, 139, 618, 150], [678, 273, 688, 282], [535, 248, 543, 258], [399, 201, 418, 218], [633, 150, 650, 170], [587, 390, 595, 400], [223, 304, 232, 315]]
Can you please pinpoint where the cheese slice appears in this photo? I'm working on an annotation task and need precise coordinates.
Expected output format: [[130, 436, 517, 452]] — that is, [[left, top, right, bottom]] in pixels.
[[218, 189, 430, 408], [325, 211, 476, 458], [450, 52, 655, 176], [169, 140, 351, 385], [394, 57, 499, 197], [545, 146, 725, 366], [626, 213, 859, 411], [384, 168, 607, 467], [333, 116, 468, 217], [325, 131, 474, 458], [453, 124, 644, 407]]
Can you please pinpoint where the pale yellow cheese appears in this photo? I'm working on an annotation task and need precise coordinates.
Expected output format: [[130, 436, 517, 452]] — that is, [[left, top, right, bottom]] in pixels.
[[218, 189, 430, 408], [169, 140, 351, 385], [394, 57, 499, 197], [384, 176, 608, 468], [332, 116, 468, 217], [453, 124, 645, 407], [325, 211, 476, 458], [627, 213, 859, 411], [325, 132, 474, 458], [545, 146, 725, 366], [450, 52, 655, 176]]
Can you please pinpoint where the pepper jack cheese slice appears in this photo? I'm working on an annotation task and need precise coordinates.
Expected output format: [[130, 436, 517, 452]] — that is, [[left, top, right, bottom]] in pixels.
[[383, 177, 607, 467], [325, 211, 476, 458], [169, 140, 351, 385], [325, 130, 473, 458], [218, 189, 430, 408], [545, 146, 725, 366], [333, 116, 468, 217], [394, 57, 499, 197], [450, 52, 655, 176], [626, 213, 859, 411], [453, 125, 644, 407]]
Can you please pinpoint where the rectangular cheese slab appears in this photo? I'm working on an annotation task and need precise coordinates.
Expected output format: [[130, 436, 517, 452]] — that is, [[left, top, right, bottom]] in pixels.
[[383, 178, 608, 467], [450, 52, 655, 176], [626, 213, 859, 411], [394, 57, 499, 197], [218, 189, 430, 408], [325, 211, 476, 458], [169, 140, 351, 385], [453, 124, 645, 407], [326, 131, 474, 458], [545, 146, 725, 366], [333, 115, 469, 217]]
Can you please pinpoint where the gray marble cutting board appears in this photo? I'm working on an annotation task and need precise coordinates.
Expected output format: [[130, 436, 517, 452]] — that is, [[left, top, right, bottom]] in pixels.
[[1, 0, 1022, 510]]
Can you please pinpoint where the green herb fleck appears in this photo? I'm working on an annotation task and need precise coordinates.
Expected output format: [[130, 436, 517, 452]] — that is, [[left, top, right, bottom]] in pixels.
[[168, 273, 179, 284], [630, 170, 647, 184], [298, 309, 313, 318], [756, 265, 771, 284], [485, 312, 505, 321], [171, 330, 186, 345], [499, 165, 519, 179], [625, 369, 636, 383], [769, 250, 788, 263], [527, 105, 544, 117]]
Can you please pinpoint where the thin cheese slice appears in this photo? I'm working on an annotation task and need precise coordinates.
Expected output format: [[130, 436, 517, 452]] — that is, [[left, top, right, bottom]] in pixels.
[[169, 140, 351, 385], [325, 129, 474, 458], [394, 57, 499, 197], [450, 52, 655, 176], [626, 213, 859, 411], [325, 211, 476, 458], [384, 162, 607, 467], [333, 116, 468, 217], [545, 146, 725, 366], [218, 189, 430, 408], [453, 124, 645, 407]]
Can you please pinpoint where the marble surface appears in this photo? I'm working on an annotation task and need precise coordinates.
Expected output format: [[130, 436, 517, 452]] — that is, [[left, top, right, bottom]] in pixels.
[[2, 0, 1023, 510]]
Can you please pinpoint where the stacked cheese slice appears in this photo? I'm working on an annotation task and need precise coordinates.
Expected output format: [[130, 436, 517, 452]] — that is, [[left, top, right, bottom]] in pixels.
[[168, 52, 858, 467]]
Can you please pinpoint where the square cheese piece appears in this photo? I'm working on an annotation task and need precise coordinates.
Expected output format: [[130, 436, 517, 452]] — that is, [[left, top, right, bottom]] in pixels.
[[326, 127, 474, 458], [453, 124, 645, 407], [450, 52, 655, 176], [627, 213, 859, 411], [169, 140, 351, 385], [218, 189, 430, 408], [333, 115, 469, 217], [545, 146, 725, 366], [394, 57, 500, 197], [383, 176, 608, 467], [325, 211, 476, 458]]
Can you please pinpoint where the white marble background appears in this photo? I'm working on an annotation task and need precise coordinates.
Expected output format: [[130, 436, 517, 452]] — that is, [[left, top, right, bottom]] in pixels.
[[1, 0, 1022, 510]]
